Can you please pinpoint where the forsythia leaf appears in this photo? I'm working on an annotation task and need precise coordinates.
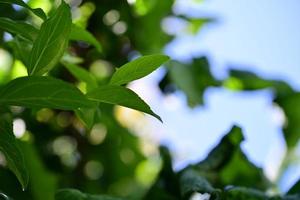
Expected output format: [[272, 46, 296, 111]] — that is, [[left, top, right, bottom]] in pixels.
[[0, 76, 95, 110], [0, 17, 38, 41], [55, 189, 123, 200], [86, 85, 162, 122], [0, 0, 47, 20], [110, 55, 169, 85], [28, 1, 72, 75], [62, 62, 98, 91], [69, 24, 102, 53], [0, 113, 28, 190]]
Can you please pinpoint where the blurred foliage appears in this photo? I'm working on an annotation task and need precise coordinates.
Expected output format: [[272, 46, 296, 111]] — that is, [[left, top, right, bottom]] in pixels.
[[160, 57, 219, 107], [0, 0, 299, 200], [142, 127, 299, 200]]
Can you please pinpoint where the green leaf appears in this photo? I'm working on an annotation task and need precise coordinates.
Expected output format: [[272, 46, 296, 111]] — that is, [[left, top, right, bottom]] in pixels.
[[0, 76, 95, 110], [0, 0, 47, 20], [62, 62, 98, 92], [75, 108, 98, 129], [280, 195, 300, 200], [56, 189, 86, 200], [19, 141, 58, 200], [9, 36, 32, 66], [144, 146, 180, 200], [87, 85, 162, 122], [69, 24, 102, 53], [63, 62, 99, 129], [225, 69, 294, 98], [224, 187, 300, 200], [168, 57, 218, 107], [133, 0, 173, 53], [185, 126, 269, 190], [134, 0, 157, 16], [62, 61, 100, 128], [194, 125, 244, 171], [28, 1, 72, 76], [219, 148, 269, 190], [179, 169, 221, 199], [287, 178, 300, 195], [55, 189, 123, 200], [275, 93, 300, 148], [186, 18, 214, 34], [0, 17, 38, 41], [0, 192, 13, 200], [0, 113, 28, 190], [110, 55, 169, 86], [224, 69, 298, 149], [224, 187, 267, 200]]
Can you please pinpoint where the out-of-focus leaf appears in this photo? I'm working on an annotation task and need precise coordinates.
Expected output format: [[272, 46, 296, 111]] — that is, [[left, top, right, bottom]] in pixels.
[[168, 57, 218, 107], [275, 93, 300, 148], [8, 36, 32, 66], [75, 107, 99, 129], [55, 189, 123, 200], [185, 126, 269, 190], [132, 0, 173, 53], [19, 141, 58, 200], [179, 169, 221, 199], [86, 85, 161, 121], [226, 69, 271, 90], [110, 55, 169, 86], [87, 195, 123, 200], [287, 178, 300, 195], [28, 1, 71, 75], [225, 69, 294, 98], [62, 53, 84, 64], [0, 76, 95, 110], [281, 195, 300, 200], [144, 146, 180, 200], [219, 148, 269, 189], [224, 186, 300, 200], [224, 187, 268, 200], [133, 0, 157, 16], [69, 24, 102, 53], [65, 58, 100, 128], [0, 17, 38, 41], [62, 62, 98, 92], [56, 189, 86, 200], [0, 192, 12, 200], [158, 70, 176, 94], [225, 69, 298, 149], [0, 113, 28, 190], [194, 126, 244, 171], [0, 0, 47, 20], [186, 18, 214, 34]]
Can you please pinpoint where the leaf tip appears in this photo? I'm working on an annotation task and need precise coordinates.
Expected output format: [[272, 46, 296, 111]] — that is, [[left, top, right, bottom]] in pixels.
[[152, 112, 163, 123], [154, 54, 170, 64], [163, 55, 171, 61]]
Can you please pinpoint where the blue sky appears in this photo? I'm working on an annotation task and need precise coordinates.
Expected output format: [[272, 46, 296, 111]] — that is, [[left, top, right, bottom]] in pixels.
[[132, 0, 300, 192], [171, 0, 300, 88]]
